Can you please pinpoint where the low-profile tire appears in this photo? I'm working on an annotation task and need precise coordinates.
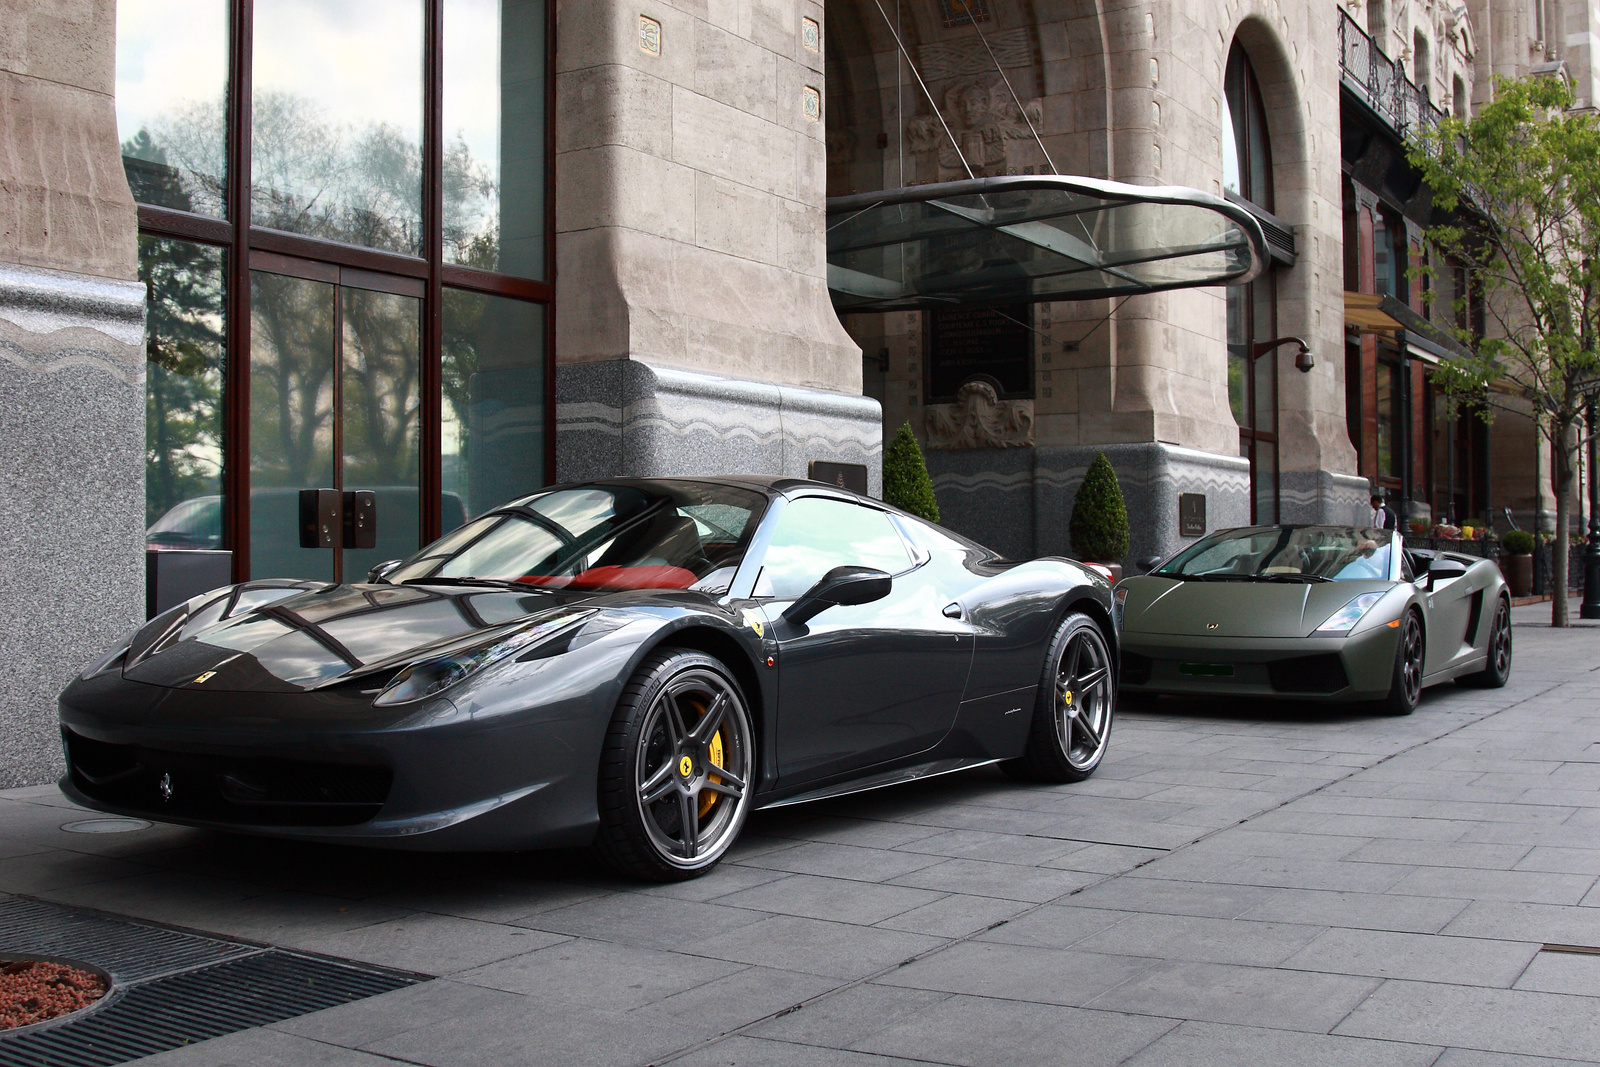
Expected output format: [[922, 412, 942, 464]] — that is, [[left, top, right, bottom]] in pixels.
[[1003, 612, 1115, 783], [1378, 611, 1425, 716], [592, 649, 755, 882], [1458, 596, 1512, 689]]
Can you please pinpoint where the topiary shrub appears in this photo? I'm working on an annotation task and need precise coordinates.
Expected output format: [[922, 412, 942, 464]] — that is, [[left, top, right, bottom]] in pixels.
[[1501, 529, 1536, 555], [883, 422, 941, 523], [1069, 451, 1130, 561]]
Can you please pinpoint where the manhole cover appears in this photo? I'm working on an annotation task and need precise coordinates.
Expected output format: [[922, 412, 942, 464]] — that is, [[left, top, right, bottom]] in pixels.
[[0, 899, 427, 1067], [60, 819, 151, 835]]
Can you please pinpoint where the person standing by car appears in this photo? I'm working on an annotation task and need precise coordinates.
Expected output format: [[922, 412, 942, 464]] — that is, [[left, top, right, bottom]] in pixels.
[[1370, 492, 1399, 530]]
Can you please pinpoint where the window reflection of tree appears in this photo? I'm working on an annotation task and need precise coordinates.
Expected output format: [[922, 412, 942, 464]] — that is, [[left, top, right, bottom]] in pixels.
[[250, 272, 333, 488], [342, 289, 420, 486]]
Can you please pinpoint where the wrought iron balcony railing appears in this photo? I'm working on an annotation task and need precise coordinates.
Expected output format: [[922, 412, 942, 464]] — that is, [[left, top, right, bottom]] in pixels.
[[1339, 8, 1446, 138]]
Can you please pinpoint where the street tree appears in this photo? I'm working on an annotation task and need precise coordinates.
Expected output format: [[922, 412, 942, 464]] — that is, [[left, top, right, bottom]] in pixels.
[[1410, 74, 1600, 627]]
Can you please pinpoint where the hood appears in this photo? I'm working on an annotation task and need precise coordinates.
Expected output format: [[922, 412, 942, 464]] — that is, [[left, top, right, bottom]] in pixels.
[[119, 580, 642, 692], [1119, 577, 1394, 638]]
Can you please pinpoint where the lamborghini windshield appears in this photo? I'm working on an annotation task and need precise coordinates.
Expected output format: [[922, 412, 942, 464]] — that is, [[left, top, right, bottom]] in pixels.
[[1153, 526, 1394, 582], [385, 482, 768, 592]]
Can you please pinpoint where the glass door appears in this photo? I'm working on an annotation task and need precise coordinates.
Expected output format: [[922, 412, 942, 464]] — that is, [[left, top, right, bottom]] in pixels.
[[249, 265, 421, 581]]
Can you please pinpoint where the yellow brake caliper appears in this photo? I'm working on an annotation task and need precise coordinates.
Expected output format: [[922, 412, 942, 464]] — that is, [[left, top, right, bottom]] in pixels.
[[699, 731, 723, 818]]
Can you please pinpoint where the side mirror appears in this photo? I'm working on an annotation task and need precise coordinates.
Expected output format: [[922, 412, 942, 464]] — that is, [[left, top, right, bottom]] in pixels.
[[782, 566, 892, 626], [1427, 558, 1468, 586], [367, 559, 404, 584], [1135, 554, 1163, 574]]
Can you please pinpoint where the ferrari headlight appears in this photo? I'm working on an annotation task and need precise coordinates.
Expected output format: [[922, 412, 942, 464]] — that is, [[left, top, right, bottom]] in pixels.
[[373, 611, 592, 707], [1316, 592, 1385, 633]]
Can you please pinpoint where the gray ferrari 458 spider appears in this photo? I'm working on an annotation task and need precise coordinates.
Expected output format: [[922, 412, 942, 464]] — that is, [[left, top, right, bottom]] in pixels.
[[1115, 525, 1512, 715], [60, 478, 1119, 880]]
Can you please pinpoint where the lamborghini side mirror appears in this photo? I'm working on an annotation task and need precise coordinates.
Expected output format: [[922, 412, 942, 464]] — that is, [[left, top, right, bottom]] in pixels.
[[783, 566, 891, 626], [1135, 554, 1163, 574], [1427, 558, 1468, 587]]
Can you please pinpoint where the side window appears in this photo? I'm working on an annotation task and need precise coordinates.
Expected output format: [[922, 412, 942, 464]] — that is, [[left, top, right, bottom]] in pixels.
[[756, 498, 912, 598]]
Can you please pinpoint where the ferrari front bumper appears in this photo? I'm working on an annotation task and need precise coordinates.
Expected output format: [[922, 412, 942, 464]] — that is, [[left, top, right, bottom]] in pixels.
[[1118, 623, 1402, 702]]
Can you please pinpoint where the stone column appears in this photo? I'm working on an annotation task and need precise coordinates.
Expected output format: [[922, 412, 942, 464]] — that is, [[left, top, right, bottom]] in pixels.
[[553, 1, 879, 493], [0, 0, 146, 786]]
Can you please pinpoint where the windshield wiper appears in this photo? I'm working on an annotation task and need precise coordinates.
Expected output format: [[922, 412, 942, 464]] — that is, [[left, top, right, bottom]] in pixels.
[[400, 576, 523, 588], [1259, 574, 1335, 584], [1174, 573, 1254, 581]]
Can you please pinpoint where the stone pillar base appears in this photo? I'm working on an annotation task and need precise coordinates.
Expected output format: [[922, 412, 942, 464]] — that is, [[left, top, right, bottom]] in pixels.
[[0, 262, 145, 787], [556, 359, 883, 495], [927, 445, 1369, 564]]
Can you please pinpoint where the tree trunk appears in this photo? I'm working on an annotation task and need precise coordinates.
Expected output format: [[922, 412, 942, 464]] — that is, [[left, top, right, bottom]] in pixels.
[[1552, 425, 1574, 627]]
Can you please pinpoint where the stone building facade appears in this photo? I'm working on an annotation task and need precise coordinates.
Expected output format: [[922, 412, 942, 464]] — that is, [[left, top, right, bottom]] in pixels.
[[0, 0, 1577, 785]]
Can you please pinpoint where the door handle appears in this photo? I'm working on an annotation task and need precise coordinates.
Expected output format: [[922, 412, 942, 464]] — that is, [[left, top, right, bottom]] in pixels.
[[942, 602, 962, 619]]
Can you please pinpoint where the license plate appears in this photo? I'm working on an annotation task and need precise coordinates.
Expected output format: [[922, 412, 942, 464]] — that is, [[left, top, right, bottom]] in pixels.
[[1179, 663, 1234, 677]]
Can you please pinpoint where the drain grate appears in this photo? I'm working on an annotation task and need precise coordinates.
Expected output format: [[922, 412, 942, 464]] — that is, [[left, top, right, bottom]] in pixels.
[[0, 899, 426, 1066], [0, 898, 251, 984]]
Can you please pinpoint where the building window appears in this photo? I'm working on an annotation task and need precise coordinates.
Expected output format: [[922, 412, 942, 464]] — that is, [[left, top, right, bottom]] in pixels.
[[117, 0, 553, 584], [1222, 43, 1278, 522]]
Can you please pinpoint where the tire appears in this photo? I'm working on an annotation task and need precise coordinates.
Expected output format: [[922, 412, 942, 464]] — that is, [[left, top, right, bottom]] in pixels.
[[1379, 611, 1425, 716], [593, 649, 755, 881], [1458, 596, 1512, 688], [1003, 613, 1115, 783]]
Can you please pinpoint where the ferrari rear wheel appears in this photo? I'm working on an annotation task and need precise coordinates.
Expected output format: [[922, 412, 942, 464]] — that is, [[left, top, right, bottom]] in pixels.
[[1459, 597, 1512, 688], [1003, 613, 1114, 783], [1379, 611, 1425, 716], [593, 649, 754, 881]]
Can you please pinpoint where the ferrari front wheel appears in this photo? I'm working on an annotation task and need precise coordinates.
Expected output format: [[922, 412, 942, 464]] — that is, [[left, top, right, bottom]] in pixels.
[[1379, 611, 1425, 716], [1003, 613, 1114, 783], [594, 649, 754, 881]]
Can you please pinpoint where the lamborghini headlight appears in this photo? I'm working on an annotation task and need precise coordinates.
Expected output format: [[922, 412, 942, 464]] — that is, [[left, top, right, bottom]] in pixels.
[[373, 611, 593, 706], [1315, 592, 1385, 633], [1112, 587, 1128, 632]]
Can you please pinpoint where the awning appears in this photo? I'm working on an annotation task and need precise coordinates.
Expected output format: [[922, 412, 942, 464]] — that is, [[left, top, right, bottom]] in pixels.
[[1344, 291, 1475, 363], [1344, 291, 1404, 334], [827, 175, 1271, 312]]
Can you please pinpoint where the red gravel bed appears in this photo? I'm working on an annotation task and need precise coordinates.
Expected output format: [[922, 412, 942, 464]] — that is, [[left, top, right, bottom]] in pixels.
[[0, 958, 107, 1030]]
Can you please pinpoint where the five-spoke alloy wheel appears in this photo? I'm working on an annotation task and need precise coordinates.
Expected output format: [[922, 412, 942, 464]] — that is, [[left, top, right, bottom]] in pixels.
[[1381, 611, 1425, 715], [1461, 597, 1512, 689], [595, 650, 754, 880], [1004, 613, 1115, 782]]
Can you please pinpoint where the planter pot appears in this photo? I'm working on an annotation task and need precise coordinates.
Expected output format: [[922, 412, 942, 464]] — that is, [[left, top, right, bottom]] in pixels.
[[1503, 553, 1533, 598]]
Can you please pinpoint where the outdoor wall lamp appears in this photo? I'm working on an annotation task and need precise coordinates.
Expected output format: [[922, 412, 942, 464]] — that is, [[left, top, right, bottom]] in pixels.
[[1251, 336, 1315, 373]]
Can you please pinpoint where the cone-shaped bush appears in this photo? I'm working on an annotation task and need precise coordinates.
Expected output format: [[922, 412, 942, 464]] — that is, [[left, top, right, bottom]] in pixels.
[[1069, 451, 1129, 561], [883, 422, 941, 523]]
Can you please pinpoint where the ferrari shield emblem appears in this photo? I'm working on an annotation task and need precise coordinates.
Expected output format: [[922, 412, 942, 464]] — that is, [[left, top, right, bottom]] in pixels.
[[741, 609, 765, 638]]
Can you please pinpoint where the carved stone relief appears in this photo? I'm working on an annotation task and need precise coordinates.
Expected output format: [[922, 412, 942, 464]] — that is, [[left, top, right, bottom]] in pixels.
[[905, 75, 1045, 182], [925, 378, 1034, 449]]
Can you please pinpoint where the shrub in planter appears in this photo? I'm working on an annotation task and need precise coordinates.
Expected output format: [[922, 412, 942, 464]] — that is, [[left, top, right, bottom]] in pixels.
[[1501, 529, 1536, 555], [1070, 451, 1130, 566], [883, 422, 940, 523]]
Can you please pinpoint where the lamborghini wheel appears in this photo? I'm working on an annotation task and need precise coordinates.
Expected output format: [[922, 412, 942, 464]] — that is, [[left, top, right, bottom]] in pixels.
[[1459, 597, 1512, 688], [593, 649, 754, 881], [1379, 611, 1425, 716], [1003, 613, 1114, 783]]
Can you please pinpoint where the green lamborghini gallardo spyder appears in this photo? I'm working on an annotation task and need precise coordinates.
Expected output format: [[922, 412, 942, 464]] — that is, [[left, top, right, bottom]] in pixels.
[[1114, 526, 1512, 715]]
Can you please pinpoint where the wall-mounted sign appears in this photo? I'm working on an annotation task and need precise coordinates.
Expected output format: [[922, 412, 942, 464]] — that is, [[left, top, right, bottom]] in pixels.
[[1179, 493, 1207, 537], [926, 304, 1032, 402], [639, 16, 661, 56], [808, 461, 868, 495]]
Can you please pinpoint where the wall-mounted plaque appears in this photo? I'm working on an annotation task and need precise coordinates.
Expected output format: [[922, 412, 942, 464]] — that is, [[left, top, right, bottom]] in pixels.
[[808, 461, 868, 495], [926, 304, 1032, 402], [1179, 493, 1206, 537], [638, 16, 661, 56]]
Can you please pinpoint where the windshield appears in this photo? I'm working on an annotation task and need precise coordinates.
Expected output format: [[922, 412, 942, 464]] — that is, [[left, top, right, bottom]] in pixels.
[[385, 482, 769, 592], [1153, 526, 1394, 582]]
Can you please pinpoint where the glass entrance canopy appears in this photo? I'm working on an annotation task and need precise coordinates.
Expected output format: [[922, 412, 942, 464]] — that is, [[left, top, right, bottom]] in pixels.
[[827, 176, 1270, 312]]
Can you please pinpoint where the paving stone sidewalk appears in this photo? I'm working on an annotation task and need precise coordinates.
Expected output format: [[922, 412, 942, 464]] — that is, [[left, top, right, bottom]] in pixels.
[[1, 602, 1597, 1065]]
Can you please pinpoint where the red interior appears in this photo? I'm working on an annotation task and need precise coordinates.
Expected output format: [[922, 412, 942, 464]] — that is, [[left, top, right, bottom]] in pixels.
[[515, 565, 698, 590]]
